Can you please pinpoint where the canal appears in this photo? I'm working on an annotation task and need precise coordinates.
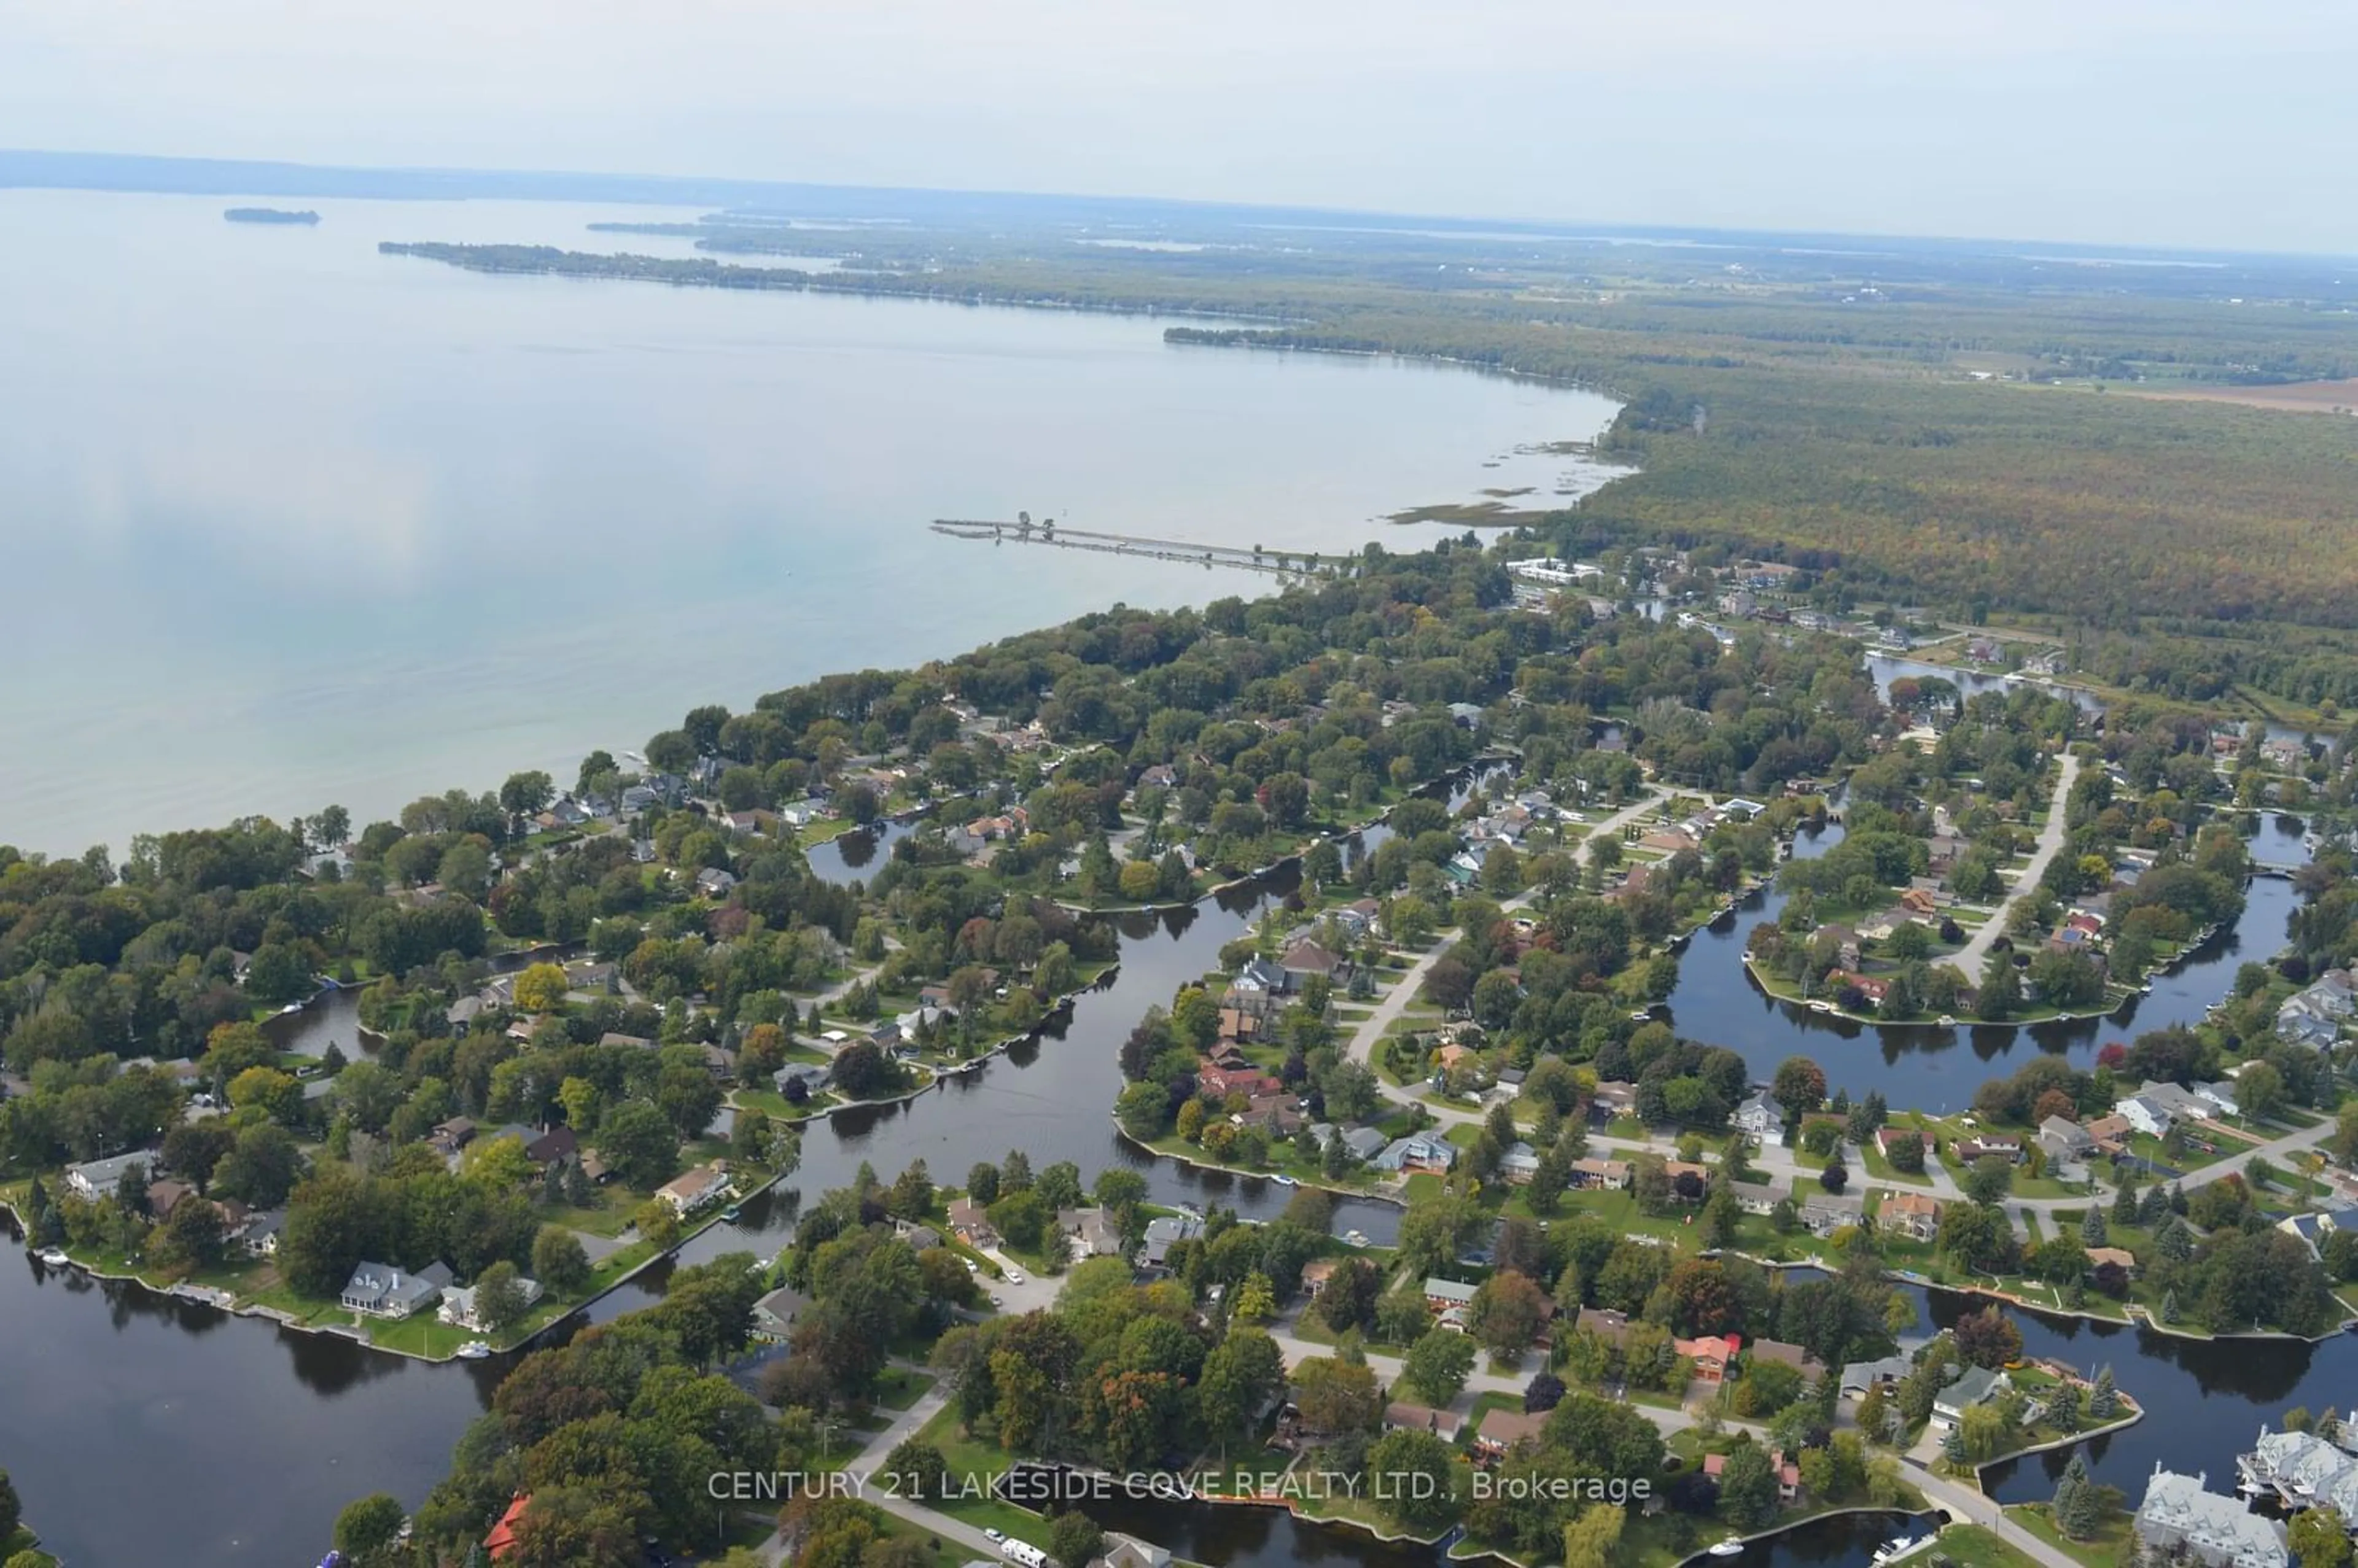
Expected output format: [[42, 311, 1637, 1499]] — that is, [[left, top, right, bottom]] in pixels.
[[0, 790, 2322, 1564]]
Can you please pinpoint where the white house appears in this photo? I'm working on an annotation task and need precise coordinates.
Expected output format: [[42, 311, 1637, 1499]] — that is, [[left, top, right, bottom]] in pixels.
[[2114, 1093, 2176, 1139], [656, 1160, 733, 1216], [1732, 1091, 1781, 1139], [439, 1275, 543, 1331]]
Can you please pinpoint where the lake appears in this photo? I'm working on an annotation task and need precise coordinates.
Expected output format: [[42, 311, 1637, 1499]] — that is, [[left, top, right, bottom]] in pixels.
[[0, 188, 1623, 858]]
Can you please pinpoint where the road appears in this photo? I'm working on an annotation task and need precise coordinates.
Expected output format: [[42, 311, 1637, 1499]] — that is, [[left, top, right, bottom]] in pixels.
[[1948, 753, 2081, 979]]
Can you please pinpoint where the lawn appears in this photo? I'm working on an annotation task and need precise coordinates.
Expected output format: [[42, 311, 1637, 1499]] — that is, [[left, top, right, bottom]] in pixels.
[[1929, 1525, 2042, 1568], [912, 1405, 1057, 1548], [2005, 1503, 2133, 1568], [1858, 1137, 1936, 1188]]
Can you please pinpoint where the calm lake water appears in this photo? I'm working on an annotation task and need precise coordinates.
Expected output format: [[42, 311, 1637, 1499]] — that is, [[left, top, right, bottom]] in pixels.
[[0, 188, 1622, 858]]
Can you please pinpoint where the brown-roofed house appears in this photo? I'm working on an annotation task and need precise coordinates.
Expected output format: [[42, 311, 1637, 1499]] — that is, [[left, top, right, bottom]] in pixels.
[[1881, 1190, 1943, 1240], [1473, 1407, 1551, 1454], [1747, 1337, 1821, 1374]]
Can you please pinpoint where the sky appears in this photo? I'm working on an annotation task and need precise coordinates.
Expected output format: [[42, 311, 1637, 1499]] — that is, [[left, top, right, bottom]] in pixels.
[[4, 0, 2355, 254]]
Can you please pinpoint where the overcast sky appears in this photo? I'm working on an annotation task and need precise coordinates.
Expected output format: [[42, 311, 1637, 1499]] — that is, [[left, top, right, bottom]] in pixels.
[[5, 1, 2353, 254]]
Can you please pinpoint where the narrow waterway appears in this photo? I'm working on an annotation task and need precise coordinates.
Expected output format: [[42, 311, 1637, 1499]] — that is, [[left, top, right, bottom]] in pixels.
[[0, 780, 2319, 1562]]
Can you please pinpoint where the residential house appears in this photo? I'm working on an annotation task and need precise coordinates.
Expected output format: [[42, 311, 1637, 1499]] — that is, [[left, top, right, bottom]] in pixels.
[[1578, 1308, 1632, 1351], [1473, 1407, 1551, 1456], [2114, 1093, 2177, 1139], [440, 1275, 544, 1332], [1498, 1141, 1542, 1184], [2193, 1081, 2242, 1119], [1299, 1260, 1340, 1298], [145, 1178, 195, 1219], [1729, 1178, 1782, 1216], [2278, 1213, 2341, 1261], [65, 1150, 155, 1202], [1240, 1092, 1305, 1136], [428, 1117, 478, 1158], [774, 1061, 832, 1100], [1142, 1213, 1205, 1269], [1278, 939, 1348, 988], [2038, 1116, 2096, 1163], [1881, 1190, 1943, 1241], [1676, 1334, 1740, 1383], [1057, 1207, 1127, 1259], [235, 1208, 285, 1257], [1383, 1402, 1463, 1442], [1197, 1062, 1285, 1100], [1747, 1338, 1821, 1376], [1932, 1367, 2012, 1429], [1952, 1135, 2022, 1165], [753, 1285, 810, 1341], [1424, 1277, 1479, 1312], [1802, 1189, 1865, 1236], [1732, 1091, 1781, 1139], [340, 1260, 453, 1319], [1589, 1081, 1638, 1119], [484, 1493, 533, 1561], [2081, 1114, 2133, 1154], [1702, 1450, 1802, 1504], [1232, 958, 1290, 999], [947, 1197, 998, 1247], [1570, 1157, 1633, 1190], [2134, 1466, 2289, 1568], [656, 1160, 733, 1216], [1372, 1134, 1458, 1174], [1841, 1354, 1914, 1399], [521, 1127, 578, 1171], [1099, 1535, 1175, 1568], [894, 1221, 944, 1252], [695, 867, 737, 898], [2088, 1246, 2138, 1276]]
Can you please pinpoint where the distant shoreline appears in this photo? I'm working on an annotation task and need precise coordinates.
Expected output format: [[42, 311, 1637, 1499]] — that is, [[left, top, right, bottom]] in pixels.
[[225, 206, 320, 225]]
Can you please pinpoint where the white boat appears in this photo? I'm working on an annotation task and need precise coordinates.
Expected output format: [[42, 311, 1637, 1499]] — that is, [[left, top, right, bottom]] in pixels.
[[36, 1247, 70, 1267], [1870, 1536, 1923, 1566], [1807, 999, 1835, 1014], [1706, 1540, 1745, 1558], [454, 1340, 491, 1360], [1344, 1229, 1369, 1247], [1937, 1015, 1955, 1025], [1271, 1174, 1298, 1187]]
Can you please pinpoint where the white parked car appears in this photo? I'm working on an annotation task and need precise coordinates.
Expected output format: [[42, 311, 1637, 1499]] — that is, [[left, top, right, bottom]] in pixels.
[[985, 1529, 1006, 1544], [1006, 1267, 1025, 1284]]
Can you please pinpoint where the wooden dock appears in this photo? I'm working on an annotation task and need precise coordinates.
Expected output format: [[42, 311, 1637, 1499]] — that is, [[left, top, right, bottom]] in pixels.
[[930, 517, 1350, 578]]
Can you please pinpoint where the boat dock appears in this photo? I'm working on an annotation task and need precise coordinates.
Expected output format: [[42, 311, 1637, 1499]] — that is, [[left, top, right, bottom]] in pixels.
[[930, 517, 1348, 578]]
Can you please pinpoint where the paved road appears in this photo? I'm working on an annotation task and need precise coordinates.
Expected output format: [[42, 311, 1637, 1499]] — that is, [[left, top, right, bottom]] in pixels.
[[1948, 753, 2081, 978]]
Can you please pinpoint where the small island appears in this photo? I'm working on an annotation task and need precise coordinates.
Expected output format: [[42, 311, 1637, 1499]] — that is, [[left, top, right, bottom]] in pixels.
[[224, 207, 321, 225]]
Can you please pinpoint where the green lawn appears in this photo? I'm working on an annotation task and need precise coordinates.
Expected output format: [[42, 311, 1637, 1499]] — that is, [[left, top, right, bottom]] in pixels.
[[1930, 1525, 2042, 1568], [912, 1405, 1057, 1548], [2006, 1503, 2133, 1568]]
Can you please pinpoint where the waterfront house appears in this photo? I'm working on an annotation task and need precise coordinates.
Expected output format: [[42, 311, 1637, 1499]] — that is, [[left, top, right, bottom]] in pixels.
[[656, 1160, 732, 1216], [1952, 1135, 2022, 1165], [1299, 1260, 1339, 1297], [2088, 1245, 2138, 1276], [1057, 1206, 1127, 1259], [753, 1284, 809, 1341], [1231, 958, 1290, 998], [1932, 1366, 2011, 1429], [2238, 1426, 2358, 1520], [893, 1220, 944, 1252], [1142, 1212, 1205, 1269], [1278, 938, 1348, 988], [1423, 1277, 1479, 1313], [1881, 1190, 1943, 1241], [65, 1150, 155, 1202], [484, 1493, 532, 1561], [428, 1117, 478, 1159], [1732, 1090, 1781, 1139], [2277, 1212, 2341, 1261], [1197, 1062, 1284, 1100], [440, 1275, 543, 1332], [2194, 1081, 2242, 1119], [2136, 1465, 2289, 1568], [1372, 1133, 1458, 1174], [1801, 1189, 1865, 1235], [774, 1061, 832, 1099], [1099, 1534, 1174, 1568], [340, 1260, 452, 1319]]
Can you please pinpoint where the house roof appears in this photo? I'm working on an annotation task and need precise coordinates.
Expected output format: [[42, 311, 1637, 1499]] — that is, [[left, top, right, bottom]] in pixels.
[[1424, 1277, 1479, 1303], [1474, 1407, 1551, 1448], [1937, 1365, 2007, 1411]]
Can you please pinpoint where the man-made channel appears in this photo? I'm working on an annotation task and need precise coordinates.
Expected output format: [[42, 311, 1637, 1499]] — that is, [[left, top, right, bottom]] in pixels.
[[0, 801, 2322, 1566]]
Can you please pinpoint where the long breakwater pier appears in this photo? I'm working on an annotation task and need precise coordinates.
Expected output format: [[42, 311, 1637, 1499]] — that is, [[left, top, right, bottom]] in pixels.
[[930, 516, 1352, 578]]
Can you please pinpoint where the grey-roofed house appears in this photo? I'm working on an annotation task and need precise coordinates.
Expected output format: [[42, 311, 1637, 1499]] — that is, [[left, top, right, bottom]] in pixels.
[[2135, 1466, 2289, 1568], [440, 1275, 543, 1331], [1732, 1091, 1781, 1138], [774, 1062, 832, 1098], [1341, 1125, 1389, 1162], [1932, 1366, 2011, 1429], [754, 1284, 810, 1341], [1058, 1207, 1127, 1259], [340, 1260, 453, 1319], [1499, 1141, 1542, 1183], [1840, 1354, 1913, 1398], [1423, 1276, 1479, 1310], [2038, 1115, 2095, 1162], [1142, 1213, 1205, 1269]]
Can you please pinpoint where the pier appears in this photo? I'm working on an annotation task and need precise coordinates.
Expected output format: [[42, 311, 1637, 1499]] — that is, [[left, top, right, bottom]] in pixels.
[[930, 516, 1352, 578]]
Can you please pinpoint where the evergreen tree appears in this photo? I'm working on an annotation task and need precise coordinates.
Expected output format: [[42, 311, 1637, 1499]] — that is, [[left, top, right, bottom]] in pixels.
[[2162, 1288, 2179, 1324], [2138, 1185, 2169, 1227], [2088, 1366, 2118, 1421], [2169, 1182, 2189, 1215], [2112, 1179, 2139, 1226], [2158, 1217, 2194, 1262], [1941, 1424, 1969, 1465], [2080, 1207, 2107, 1247], [2051, 1453, 2087, 1537]]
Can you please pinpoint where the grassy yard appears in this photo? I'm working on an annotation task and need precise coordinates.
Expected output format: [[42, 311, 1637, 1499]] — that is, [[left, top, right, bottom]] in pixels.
[[2005, 1503, 2133, 1568], [912, 1405, 1057, 1548], [1930, 1524, 2043, 1568]]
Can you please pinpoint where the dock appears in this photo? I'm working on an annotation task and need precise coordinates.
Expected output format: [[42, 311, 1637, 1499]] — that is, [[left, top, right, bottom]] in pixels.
[[930, 517, 1351, 578]]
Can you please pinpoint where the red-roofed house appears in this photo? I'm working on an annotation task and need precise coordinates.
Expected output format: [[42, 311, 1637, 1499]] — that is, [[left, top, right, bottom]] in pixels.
[[1197, 1062, 1285, 1099], [486, 1492, 532, 1559], [1676, 1334, 1741, 1383]]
